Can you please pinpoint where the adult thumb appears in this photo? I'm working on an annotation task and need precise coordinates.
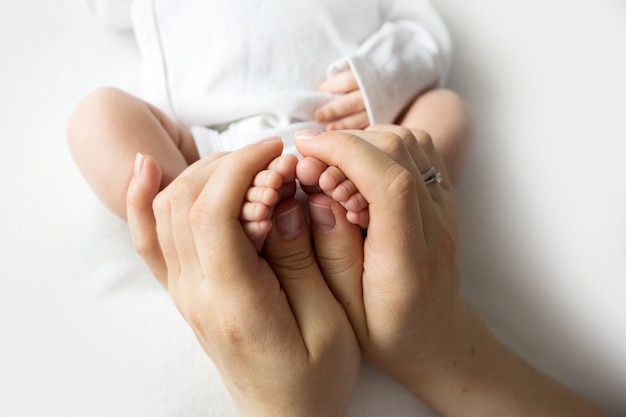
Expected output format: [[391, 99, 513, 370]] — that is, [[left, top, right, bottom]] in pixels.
[[127, 154, 167, 286], [307, 194, 367, 339], [263, 199, 345, 342]]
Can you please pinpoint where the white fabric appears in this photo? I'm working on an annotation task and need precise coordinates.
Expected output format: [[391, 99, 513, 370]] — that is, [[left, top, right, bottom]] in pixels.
[[85, 0, 133, 30], [86, 0, 451, 154], [190, 120, 324, 157]]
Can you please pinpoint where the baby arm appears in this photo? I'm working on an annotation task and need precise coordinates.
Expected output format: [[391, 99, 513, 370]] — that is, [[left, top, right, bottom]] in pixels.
[[316, 0, 452, 130], [67, 88, 199, 219]]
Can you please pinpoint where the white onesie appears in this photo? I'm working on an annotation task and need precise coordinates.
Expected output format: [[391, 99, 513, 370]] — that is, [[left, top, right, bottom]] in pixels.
[[87, 0, 452, 156]]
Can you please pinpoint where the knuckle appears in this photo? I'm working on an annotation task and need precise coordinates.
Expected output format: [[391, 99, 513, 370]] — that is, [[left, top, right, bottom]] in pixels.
[[167, 176, 197, 208], [372, 125, 416, 147], [319, 250, 361, 277], [192, 296, 261, 354], [152, 176, 196, 216], [152, 191, 170, 220], [414, 129, 435, 152], [215, 314, 247, 348], [132, 235, 160, 259], [331, 131, 364, 147], [185, 304, 205, 331], [181, 293, 214, 337], [188, 200, 216, 232], [384, 164, 416, 196], [271, 246, 318, 279], [393, 126, 415, 145], [179, 288, 206, 323], [378, 131, 407, 157]]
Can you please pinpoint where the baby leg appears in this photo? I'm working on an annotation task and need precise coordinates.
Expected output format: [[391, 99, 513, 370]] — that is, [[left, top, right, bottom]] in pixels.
[[396, 88, 473, 185], [241, 152, 298, 252], [67, 87, 199, 219]]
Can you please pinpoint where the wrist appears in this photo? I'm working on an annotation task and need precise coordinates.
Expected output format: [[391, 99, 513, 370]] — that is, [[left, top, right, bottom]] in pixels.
[[235, 391, 349, 417], [403, 303, 509, 415], [402, 303, 610, 417], [239, 404, 347, 417]]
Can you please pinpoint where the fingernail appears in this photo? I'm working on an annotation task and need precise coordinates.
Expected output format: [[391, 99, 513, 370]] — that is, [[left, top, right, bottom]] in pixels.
[[134, 153, 145, 177], [275, 206, 302, 240], [258, 136, 282, 144], [295, 130, 322, 140], [309, 202, 336, 233]]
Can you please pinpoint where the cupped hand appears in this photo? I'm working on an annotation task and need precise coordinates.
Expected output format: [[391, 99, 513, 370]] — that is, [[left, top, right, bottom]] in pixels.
[[126, 141, 360, 417], [295, 125, 465, 393], [314, 69, 369, 131]]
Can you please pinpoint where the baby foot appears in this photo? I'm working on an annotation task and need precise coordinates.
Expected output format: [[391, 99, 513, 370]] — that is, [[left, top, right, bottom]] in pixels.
[[296, 156, 370, 229], [318, 165, 369, 228], [241, 153, 298, 252]]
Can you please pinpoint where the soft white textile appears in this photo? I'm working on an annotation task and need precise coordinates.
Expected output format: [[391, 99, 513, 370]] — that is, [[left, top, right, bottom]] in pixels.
[[1, 1, 625, 416], [86, 0, 450, 154]]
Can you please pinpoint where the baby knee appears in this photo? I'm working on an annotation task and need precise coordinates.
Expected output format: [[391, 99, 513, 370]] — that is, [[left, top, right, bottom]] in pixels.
[[66, 87, 136, 148]]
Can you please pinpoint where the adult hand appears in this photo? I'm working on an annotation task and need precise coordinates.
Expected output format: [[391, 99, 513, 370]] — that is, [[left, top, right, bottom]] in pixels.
[[314, 69, 369, 131], [126, 140, 360, 417], [296, 126, 613, 417], [296, 125, 461, 388]]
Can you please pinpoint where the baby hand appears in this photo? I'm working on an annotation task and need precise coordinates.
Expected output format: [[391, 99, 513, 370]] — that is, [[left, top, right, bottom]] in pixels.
[[314, 70, 369, 131]]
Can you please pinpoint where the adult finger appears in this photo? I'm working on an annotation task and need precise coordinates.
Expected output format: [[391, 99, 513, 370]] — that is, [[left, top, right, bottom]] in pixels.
[[411, 129, 458, 233], [307, 194, 368, 339], [339, 128, 419, 180], [189, 138, 285, 290], [126, 153, 167, 286], [263, 200, 352, 347], [357, 125, 452, 240], [295, 131, 426, 277], [411, 128, 453, 192], [152, 154, 228, 290], [365, 126, 458, 267], [302, 127, 443, 225], [373, 126, 455, 218], [177, 151, 229, 180], [366, 125, 449, 202], [297, 127, 448, 235]]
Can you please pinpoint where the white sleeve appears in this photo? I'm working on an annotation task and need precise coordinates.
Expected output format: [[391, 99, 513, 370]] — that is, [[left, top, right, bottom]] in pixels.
[[84, 0, 133, 31], [327, 0, 452, 124]]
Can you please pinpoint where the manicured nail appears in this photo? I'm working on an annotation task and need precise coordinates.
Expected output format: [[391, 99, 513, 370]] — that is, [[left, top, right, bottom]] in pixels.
[[295, 130, 322, 140], [134, 153, 145, 177], [309, 202, 336, 233], [258, 136, 282, 144], [275, 206, 303, 240]]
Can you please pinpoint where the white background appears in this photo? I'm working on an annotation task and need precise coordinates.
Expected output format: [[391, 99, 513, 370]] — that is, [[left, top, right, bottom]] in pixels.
[[1, 0, 625, 415]]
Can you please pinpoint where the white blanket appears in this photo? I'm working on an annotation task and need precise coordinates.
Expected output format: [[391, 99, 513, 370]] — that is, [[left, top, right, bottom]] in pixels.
[[1, 0, 625, 416]]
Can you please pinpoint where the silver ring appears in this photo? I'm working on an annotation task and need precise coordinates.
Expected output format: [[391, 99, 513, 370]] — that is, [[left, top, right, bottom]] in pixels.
[[420, 166, 443, 185]]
